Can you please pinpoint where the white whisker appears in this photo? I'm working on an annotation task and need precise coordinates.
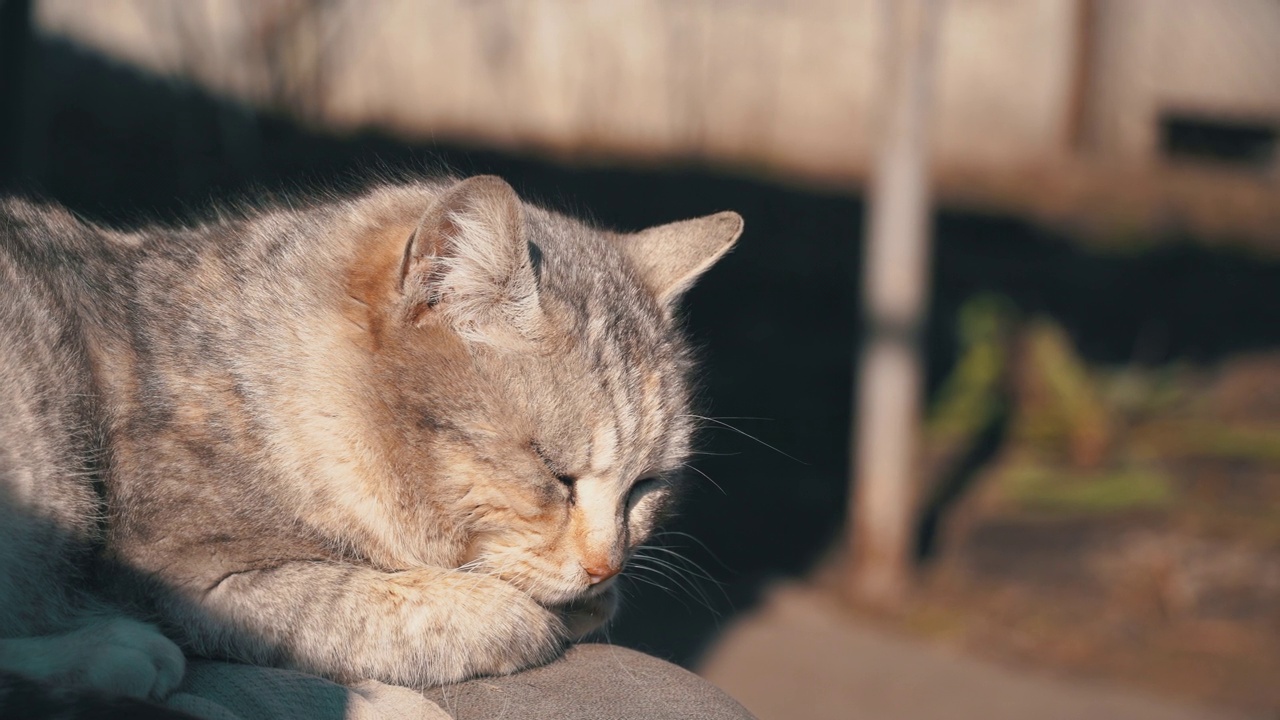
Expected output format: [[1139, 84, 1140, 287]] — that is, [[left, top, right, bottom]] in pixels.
[[678, 413, 807, 464], [680, 462, 726, 495]]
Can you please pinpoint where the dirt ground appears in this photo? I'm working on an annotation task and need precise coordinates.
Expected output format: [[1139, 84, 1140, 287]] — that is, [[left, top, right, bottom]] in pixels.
[[905, 521, 1280, 711], [697, 582, 1266, 720], [691, 496, 1280, 720]]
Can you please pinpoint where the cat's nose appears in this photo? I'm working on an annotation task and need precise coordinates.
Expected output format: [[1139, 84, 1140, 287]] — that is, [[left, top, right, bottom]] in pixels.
[[583, 562, 621, 585]]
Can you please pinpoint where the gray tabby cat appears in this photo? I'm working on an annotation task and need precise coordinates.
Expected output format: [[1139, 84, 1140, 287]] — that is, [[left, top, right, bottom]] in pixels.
[[0, 176, 742, 699]]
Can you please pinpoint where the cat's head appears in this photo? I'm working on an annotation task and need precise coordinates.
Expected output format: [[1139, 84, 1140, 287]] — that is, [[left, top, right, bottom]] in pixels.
[[350, 176, 741, 621]]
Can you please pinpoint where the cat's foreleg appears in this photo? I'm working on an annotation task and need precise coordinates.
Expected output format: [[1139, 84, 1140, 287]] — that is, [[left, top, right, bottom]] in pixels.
[[177, 562, 567, 688]]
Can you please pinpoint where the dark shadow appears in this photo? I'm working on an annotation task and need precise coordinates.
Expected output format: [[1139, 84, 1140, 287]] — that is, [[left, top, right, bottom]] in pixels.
[[0, 670, 202, 719], [4, 28, 1280, 673], [0, 0, 33, 189]]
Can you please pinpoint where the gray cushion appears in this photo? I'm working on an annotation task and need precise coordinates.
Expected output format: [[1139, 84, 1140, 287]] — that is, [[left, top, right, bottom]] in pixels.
[[421, 644, 757, 720]]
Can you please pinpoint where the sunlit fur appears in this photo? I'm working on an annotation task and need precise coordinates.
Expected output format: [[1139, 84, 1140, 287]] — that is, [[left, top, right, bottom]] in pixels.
[[336, 193, 703, 611], [0, 176, 741, 694]]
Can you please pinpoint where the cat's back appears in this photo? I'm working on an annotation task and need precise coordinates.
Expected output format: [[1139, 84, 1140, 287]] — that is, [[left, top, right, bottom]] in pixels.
[[0, 199, 110, 552], [1, 197, 115, 270], [0, 197, 109, 379], [0, 197, 92, 382]]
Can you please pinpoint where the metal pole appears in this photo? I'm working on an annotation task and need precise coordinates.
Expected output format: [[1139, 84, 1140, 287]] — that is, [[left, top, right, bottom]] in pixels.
[[847, 0, 941, 608]]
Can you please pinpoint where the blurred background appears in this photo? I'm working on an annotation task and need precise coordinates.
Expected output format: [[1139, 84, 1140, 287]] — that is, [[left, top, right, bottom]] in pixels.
[[2, 1, 1278, 718]]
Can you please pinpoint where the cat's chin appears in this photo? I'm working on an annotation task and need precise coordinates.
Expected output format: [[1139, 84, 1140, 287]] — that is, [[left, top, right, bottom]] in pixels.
[[553, 585, 620, 640]]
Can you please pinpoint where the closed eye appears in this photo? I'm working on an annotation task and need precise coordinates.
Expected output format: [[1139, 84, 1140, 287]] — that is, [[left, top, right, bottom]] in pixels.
[[626, 476, 666, 514], [531, 441, 576, 496], [630, 476, 663, 495]]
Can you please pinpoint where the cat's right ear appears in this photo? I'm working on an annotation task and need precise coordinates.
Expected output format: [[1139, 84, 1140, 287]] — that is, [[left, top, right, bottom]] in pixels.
[[398, 176, 542, 346], [621, 211, 744, 306]]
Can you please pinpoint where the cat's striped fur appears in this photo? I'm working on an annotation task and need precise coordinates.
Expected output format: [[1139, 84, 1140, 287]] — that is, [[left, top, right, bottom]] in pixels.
[[0, 176, 741, 698]]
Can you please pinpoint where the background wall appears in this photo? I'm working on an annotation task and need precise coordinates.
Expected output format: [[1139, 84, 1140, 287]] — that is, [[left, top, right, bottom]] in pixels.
[[33, 0, 1280, 244]]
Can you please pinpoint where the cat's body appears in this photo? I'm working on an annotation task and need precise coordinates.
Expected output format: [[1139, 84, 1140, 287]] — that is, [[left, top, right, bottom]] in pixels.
[[0, 177, 741, 699]]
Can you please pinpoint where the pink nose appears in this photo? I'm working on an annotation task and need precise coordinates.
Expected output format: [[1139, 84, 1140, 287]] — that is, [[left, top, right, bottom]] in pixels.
[[584, 563, 621, 585]]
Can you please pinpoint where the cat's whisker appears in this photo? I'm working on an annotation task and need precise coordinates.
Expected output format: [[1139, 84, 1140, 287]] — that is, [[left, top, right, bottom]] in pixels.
[[600, 626, 641, 685], [634, 568, 716, 614], [633, 546, 730, 606], [651, 530, 731, 570], [677, 413, 807, 464], [625, 556, 720, 615], [620, 568, 691, 610], [630, 554, 715, 607], [633, 546, 724, 588], [680, 462, 726, 495]]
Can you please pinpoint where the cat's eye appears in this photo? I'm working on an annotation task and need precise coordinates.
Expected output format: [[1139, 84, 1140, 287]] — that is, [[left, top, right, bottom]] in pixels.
[[627, 476, 664, 510], [531, 441, 576, 495], [631, 476, 662, 494]]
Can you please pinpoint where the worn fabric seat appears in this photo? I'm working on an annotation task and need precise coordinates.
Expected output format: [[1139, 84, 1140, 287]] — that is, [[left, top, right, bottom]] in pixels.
[[421, 644, 756, 720], [154, 644, 756, 720]]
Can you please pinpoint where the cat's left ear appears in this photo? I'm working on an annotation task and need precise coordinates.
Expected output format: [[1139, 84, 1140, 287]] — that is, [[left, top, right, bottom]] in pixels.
[[399, 176, 542, 345], [619, 211, 744, 305]]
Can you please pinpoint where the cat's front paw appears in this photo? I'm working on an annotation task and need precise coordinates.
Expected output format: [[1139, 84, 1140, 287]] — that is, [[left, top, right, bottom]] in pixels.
[[394, 569, 568, 683], [0, 617, 186, 700], [462, 581, 568, 678]]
